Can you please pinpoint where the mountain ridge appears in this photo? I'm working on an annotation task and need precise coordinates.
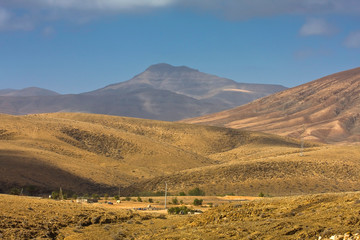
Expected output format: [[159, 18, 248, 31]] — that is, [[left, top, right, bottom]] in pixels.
[[184, 66, 360, 143], [0, 63, 286, 121]]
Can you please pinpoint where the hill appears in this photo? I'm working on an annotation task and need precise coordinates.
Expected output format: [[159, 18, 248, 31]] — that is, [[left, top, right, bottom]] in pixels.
[[0, 87, 59, 97], [2, 192, 360, 239], [184, 67, 360, 143], [0, 63, 286, 121], [1, 112, 360, 197]]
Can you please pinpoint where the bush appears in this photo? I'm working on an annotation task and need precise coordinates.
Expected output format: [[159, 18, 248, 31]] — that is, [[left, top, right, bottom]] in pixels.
[[193, 198, 203, 206], [51, 191, 59, 199], [92, 193, 100, 200], [259, 192, 265, 197], [24, 185, 39, 196], [179, 191, 186, 196], [172, 197, 179, 205], [125, 197, 131, 201], [114, 195, 119, 200], [10, 188, 21, 195], [137, 196, 142, 202], [168, 206, 194, 215], [104, 193, 109, 200], [188, 187, 205, 196], [148, 198, 153, 203]]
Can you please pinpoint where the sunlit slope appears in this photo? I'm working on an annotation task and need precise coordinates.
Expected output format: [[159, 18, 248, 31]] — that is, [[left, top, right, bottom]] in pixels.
[[131, 144, 360, 196], [184, 67, 360, 143], [0, 113, 304, 194]]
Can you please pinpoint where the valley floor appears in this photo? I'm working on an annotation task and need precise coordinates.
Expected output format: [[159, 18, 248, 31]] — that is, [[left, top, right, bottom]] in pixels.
[[2, 192, 360, 239]]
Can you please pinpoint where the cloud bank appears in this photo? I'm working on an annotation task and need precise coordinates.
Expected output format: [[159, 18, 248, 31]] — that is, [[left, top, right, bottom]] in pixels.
[[2, 0, 360, 31]]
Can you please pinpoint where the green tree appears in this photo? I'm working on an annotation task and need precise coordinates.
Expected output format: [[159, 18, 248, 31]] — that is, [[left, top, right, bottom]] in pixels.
[[104, 193, 109, 200], [188, 187, 205, 196], [92, 193, 100, 200], [51, 191, 59, 199], [193, 198, 203, 206], [10, 188, 20, 195], [172, 197, 179, 205]]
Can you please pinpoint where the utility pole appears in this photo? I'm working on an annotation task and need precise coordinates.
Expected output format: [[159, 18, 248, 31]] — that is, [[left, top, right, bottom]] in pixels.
[[300, 124, 305, 157], [118, 186, 121, 202], [59, 187, 63, 200], [164, 182, 168, 209]]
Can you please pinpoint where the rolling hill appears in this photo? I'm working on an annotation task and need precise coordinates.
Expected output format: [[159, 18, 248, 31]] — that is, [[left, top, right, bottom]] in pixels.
[[184, 67, 360, 143], [1, 112, 360, 197], [0, 63, 286, 121], [0, 87, 59, 97]]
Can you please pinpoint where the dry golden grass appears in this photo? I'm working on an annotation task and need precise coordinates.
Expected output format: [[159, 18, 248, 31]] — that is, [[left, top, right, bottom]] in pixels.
[[2, 192, 360, 239], [1, 112, 359, 198], [1, 112, 310, 196]]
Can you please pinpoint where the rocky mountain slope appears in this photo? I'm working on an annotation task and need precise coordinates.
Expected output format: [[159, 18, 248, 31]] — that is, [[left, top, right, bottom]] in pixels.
[[184, 67, 360, 143], [0, 64, 286, 121]]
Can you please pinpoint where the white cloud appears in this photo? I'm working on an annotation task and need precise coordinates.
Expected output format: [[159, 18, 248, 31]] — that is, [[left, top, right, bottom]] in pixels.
[[299, 18, 335, 36], [344, 31, 360, 48], [5, 0, 175, 11], [2, 0, 360, 31], [0, 8, 33, 31], [177, 0, 360, 20]]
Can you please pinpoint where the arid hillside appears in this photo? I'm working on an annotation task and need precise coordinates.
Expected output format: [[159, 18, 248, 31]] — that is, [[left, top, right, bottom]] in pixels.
[[0, 112, 299, 195], [2, 192, 360, 239], [1, 112, 360, 197], [184, 67, 360, 143]]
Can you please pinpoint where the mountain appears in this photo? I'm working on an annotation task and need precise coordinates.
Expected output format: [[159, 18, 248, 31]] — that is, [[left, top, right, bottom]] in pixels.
[[0, 64, 286, 121], [90, 63, 286, 110], [0, 87, 59, 97], [184, 67, 360, 143]]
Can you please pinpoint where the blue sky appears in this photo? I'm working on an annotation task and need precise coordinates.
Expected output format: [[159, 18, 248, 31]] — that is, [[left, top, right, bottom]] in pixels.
[[0, 0, 360, 94]]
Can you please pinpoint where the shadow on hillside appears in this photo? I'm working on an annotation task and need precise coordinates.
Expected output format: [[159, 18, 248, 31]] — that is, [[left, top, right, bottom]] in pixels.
[[0, 150, 124, 196]]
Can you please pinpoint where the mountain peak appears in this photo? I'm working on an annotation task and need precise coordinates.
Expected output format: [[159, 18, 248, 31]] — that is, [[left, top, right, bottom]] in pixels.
[[145, 63, 199, 73]]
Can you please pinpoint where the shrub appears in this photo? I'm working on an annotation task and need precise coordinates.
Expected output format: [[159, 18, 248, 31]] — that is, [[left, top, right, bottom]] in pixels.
[[137, 196, 142, 202], [188, 187, 205, 196], [259, 192, 265, 197], [114, 195, 119, 200], [168, 206, 194, 215], [172, 197, 179, 205], [104, 193, 109, 200], [92, 193, 100, 200], [179, 191, 186, 196], [125, 197, 131, 201], [51, 191, 59, 199], [193, 198, 203, 206], [148, 198, 153, 203], [10, 188, 21, 195]]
